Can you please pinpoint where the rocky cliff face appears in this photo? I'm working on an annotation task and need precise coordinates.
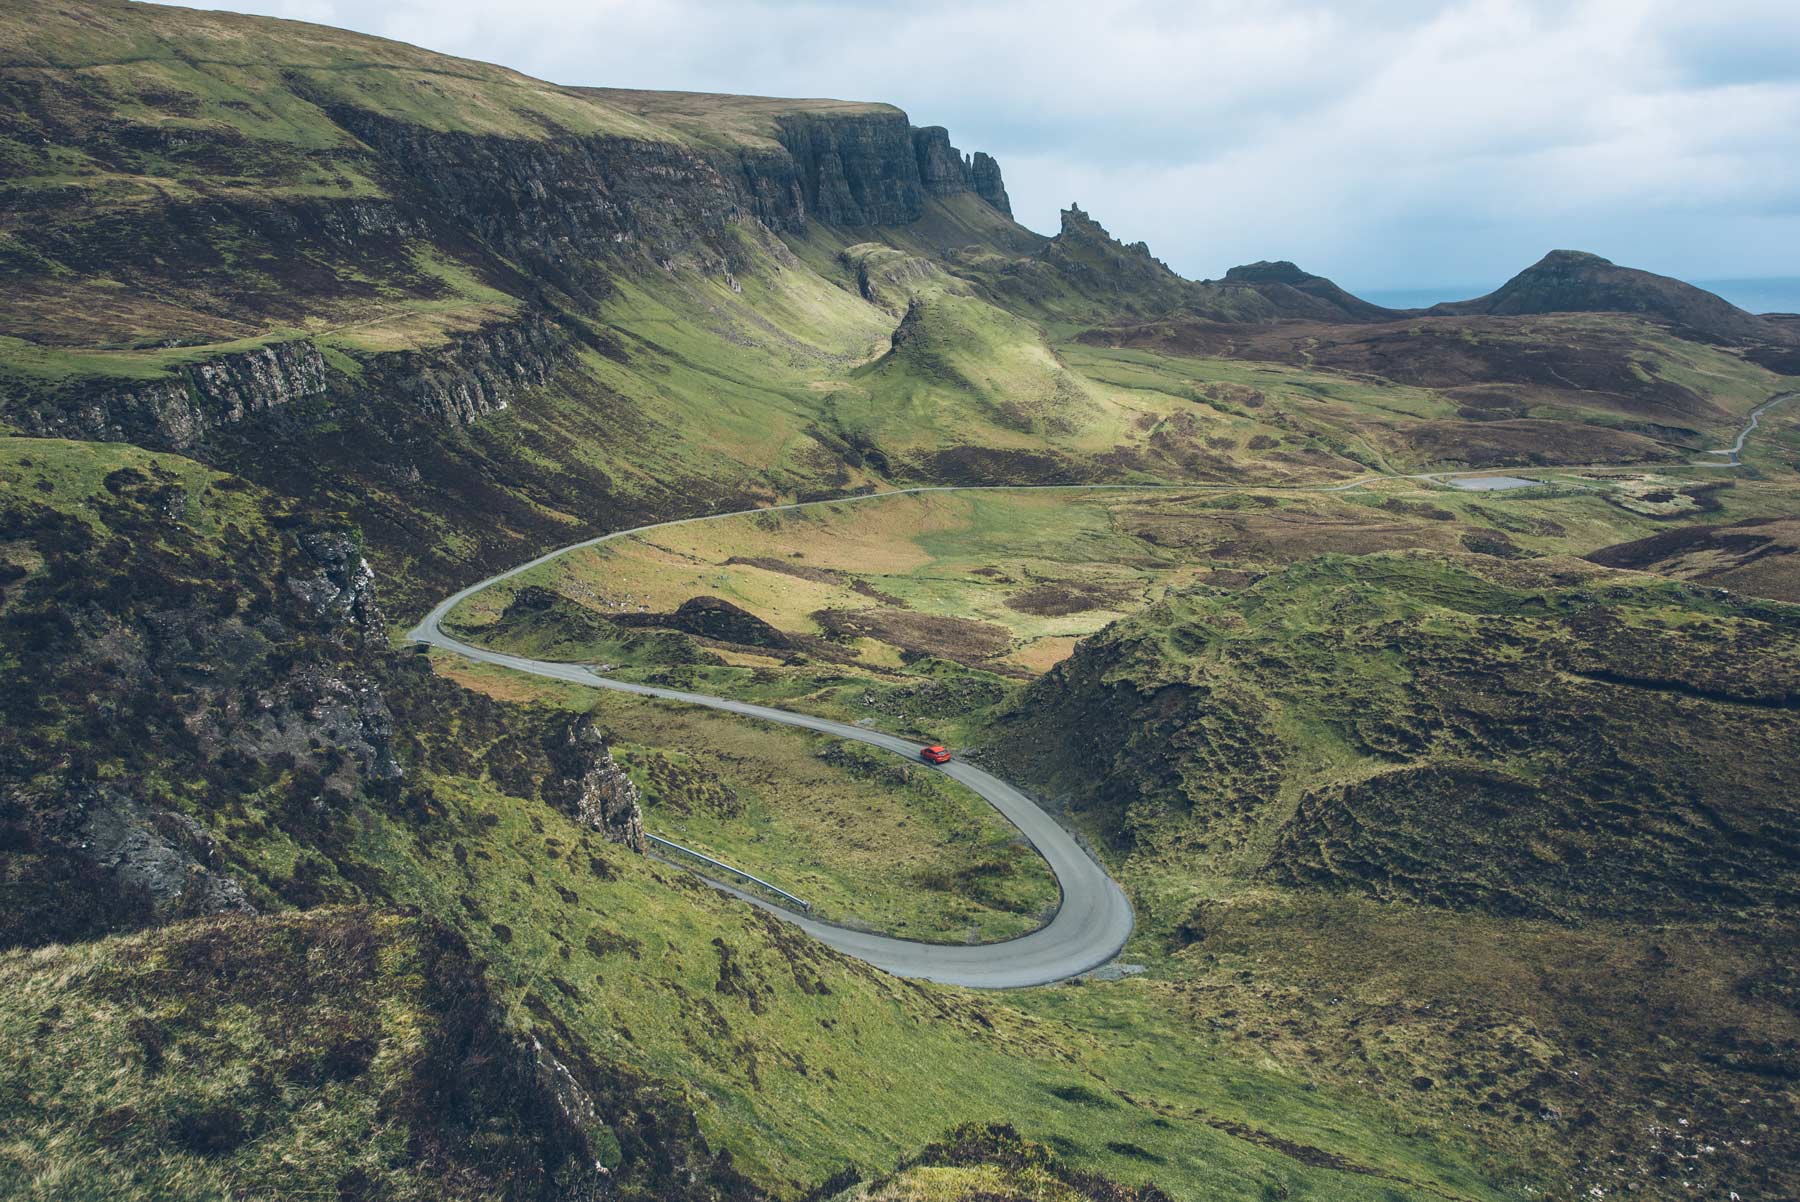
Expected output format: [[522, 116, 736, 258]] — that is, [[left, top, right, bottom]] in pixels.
[[0, 491, 405, 949], [911, 127, 1012, 215], [288, 530, 388, 644], [914, 122, 1012, 218], [1031, 204, 1209, 317], [969, 150, 1012, 216], [321, 106, 758, 297], [29, 340, 330, 451], [764, 112, 1013, 228], [365, 313, 572, 428], [62, 785, 257, 924], [11, 311, 573, 451]]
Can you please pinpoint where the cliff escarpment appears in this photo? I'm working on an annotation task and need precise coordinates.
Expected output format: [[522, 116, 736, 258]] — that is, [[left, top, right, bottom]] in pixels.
[[1, 0, 1018, 460], [16, 341, 333, 452], [764, 112, 1012, 228], [10, 314, 575, 451], [317, 105, 762, 300], [361, 313, 572, 429]]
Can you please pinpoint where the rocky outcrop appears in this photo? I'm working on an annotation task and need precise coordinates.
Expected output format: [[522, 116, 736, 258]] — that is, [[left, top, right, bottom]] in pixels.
[[0, 777, 257, 949], [912, 125, 968, 198], [848, 247, 944, 310], [289, 530, 387, 643], [913, 127, 1013, 217], [73, 786, 257, 921], [368, 314, 570, 428], [40, 340, 329, 451], [969, 151, 1012, 216], [767, 112, 1012, 228], [229, 665, 404, 788], [542, 714, 646, 852], [1051, 204, 1170, 273], [1030, 204, 1208, 317]]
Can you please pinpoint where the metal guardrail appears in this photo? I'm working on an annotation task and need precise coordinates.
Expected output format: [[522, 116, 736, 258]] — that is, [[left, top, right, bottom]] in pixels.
[[645, 833, 811, 911]]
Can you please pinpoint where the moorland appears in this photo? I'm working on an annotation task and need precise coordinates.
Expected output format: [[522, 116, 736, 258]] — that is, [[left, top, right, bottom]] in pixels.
[[3, 2, 1799, 1200]]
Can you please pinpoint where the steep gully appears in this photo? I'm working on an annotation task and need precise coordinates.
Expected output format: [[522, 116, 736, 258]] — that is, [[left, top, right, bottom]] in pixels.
[[408, 391, 1794, 988]]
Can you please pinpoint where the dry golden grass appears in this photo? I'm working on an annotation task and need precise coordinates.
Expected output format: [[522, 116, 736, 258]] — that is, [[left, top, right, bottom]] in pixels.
[[1001, 636, 1081, 674]]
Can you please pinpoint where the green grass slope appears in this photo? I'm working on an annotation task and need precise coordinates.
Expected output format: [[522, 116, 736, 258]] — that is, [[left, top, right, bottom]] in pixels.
[[0, 909, 655, 1202], [993, 552, 1800, 1199], [1, 436, 1532, 1202]]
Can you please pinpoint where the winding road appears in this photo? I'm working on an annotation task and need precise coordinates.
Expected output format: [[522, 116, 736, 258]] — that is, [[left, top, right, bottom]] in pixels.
[[406, 502, 1136, 989], [407, 389, 1794, 988], [1698, 391, 1798, 465]]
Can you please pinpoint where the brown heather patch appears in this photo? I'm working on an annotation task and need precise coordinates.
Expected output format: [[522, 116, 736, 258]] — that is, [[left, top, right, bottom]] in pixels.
[[814, 606, 1014, 665]]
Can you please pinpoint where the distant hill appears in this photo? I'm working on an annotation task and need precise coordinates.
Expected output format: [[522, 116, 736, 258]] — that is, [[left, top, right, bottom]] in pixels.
[[1212, 260, 1399, 322], [1433, 250, 1781, 342]]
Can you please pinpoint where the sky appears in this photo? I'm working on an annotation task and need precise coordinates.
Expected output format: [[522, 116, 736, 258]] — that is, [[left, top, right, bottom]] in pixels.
[[156, 0, 1800, 297]]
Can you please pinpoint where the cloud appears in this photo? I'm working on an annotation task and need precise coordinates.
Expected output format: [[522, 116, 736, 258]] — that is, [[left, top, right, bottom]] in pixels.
[[152, 0, 1800, 291]]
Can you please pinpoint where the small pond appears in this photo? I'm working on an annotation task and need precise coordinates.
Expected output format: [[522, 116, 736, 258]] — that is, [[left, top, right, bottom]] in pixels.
[[1447, 475, 1541, 491]]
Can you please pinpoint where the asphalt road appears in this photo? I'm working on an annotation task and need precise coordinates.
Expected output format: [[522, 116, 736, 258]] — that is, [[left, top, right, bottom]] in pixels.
[[407, 396, 1793, 987], [407, 525, 1136, 988], [1699, 391, 1798, 465]]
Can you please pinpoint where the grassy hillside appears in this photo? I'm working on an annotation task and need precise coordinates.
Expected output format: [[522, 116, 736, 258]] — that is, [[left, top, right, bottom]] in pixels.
[[1079, 315, 1793, 466], [8, 0, 1792, 629], [991, 552, 1800, 1199], [446, 440, 1800, 732], [0, 909, 643, 1201], [5, 5, 1800, 1201], [2, 435, 1539, 1202]]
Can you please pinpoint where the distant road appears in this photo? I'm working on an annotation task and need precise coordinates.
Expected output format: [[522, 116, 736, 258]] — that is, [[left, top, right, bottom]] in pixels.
[[407, 391, 1794, 987], [1698, 391, 1798, 465]]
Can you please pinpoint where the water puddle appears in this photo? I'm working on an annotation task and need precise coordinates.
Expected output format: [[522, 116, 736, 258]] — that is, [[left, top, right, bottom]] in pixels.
[[1446, 475, 1540, 491]]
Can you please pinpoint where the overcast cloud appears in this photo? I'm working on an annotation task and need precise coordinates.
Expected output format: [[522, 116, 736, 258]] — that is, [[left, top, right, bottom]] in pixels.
[[158, 0, 1800, 295]]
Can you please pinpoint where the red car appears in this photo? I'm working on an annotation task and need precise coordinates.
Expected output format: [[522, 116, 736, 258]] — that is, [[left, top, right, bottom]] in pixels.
[[919, 744, 952, 765]]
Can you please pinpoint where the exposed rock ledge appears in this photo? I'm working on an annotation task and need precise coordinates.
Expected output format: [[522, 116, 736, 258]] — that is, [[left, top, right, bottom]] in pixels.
[[13, 313, 571, 450], [43, 340, 330, 451], [366, 314, 568, 428]]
